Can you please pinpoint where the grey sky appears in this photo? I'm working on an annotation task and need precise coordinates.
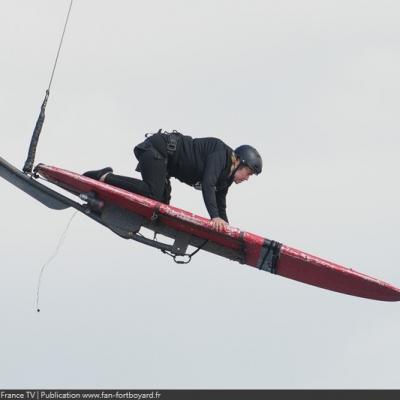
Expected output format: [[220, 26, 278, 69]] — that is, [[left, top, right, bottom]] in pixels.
[[1, 0, 400, 389]]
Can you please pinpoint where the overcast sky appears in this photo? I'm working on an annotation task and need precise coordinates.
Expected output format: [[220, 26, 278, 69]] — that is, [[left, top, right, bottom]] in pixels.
[[1, 0, 400, 389]]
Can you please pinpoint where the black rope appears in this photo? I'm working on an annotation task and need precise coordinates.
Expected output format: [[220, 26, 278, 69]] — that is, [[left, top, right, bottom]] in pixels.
[[162, 239, 209, 264], [23, 0, 75, 174]]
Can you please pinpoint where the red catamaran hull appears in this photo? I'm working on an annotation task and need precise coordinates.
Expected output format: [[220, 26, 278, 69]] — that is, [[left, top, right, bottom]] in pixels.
[[35, 164, 400, 302]]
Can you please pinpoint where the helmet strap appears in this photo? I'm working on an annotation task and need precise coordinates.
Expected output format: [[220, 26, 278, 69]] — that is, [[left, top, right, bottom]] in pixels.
[[229, 154, 241, 177], [230, 162, 242, 178]]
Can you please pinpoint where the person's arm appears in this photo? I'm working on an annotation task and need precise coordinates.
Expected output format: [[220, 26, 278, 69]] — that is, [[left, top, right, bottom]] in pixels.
[[201, 151, 227, 222], [216, 187, 228, 223]]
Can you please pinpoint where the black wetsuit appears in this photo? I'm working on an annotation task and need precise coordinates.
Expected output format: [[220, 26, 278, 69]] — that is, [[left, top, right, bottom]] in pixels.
[[105, 132, 234, 222]]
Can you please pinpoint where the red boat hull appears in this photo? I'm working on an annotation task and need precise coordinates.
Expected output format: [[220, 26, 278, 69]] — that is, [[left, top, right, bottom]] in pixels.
[[36, 164, 400, 302]]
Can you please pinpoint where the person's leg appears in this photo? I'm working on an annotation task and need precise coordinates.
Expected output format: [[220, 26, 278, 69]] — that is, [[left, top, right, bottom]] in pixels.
[[83, 167, 113, 180], [138, 149, 169, 201], [105, 149, 170, 202], [83, 164, 155, 197], [104, 173, 152, 196]]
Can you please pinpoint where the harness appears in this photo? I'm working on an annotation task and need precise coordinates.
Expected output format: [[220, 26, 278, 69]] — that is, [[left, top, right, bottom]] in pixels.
[[144, 129, 181, 158], [166, 130, 181, 156]]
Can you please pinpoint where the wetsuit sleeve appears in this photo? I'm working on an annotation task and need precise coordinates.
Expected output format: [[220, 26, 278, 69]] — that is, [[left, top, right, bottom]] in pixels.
[[201, 151, 227, 220], [216, 187, 229, 223]]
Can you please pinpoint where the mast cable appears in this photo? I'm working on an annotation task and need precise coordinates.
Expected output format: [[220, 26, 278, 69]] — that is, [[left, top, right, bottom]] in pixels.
[[47, 0, 74, 92], [23, 0, 74, 174]]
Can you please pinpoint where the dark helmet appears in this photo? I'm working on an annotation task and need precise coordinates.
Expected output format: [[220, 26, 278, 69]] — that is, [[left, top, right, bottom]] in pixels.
[[234, 145, 263, 175]]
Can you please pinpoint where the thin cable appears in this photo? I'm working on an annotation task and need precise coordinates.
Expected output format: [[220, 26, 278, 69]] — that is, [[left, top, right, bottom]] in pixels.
[[22, 0, 75, 174], [47, 0, 74, 91], [35, 210, 78, 312]]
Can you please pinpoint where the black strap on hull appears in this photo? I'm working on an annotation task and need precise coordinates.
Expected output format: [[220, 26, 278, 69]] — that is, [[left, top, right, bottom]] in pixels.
[[257, 239, 282, 274]]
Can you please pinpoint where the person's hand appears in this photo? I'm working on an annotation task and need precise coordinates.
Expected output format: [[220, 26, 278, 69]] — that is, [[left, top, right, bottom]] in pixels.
[[211, 217, 228, 232]]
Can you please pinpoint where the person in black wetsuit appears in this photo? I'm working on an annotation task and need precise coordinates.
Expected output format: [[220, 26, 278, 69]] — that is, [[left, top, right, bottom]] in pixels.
[[84, 130, 262, 231]]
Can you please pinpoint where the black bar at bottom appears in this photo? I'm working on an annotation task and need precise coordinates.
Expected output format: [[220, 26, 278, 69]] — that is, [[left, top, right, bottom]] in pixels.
[[0, 390, 399, 400]]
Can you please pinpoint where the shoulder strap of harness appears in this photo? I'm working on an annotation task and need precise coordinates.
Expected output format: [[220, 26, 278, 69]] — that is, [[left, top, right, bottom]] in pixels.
[[166, 130, 182, 155]]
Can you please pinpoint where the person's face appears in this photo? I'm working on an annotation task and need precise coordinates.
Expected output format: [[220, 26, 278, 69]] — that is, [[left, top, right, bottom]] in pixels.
[[233, 165, 254, 184]]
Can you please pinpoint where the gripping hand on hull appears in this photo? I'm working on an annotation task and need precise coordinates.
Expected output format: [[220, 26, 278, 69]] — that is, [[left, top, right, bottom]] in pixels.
[[211, 217, 228, 232]]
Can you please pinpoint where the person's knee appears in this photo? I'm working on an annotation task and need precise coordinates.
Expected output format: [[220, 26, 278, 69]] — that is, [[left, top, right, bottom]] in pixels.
[[149, 186, 167, 202], [139, 153, 169, 201]]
